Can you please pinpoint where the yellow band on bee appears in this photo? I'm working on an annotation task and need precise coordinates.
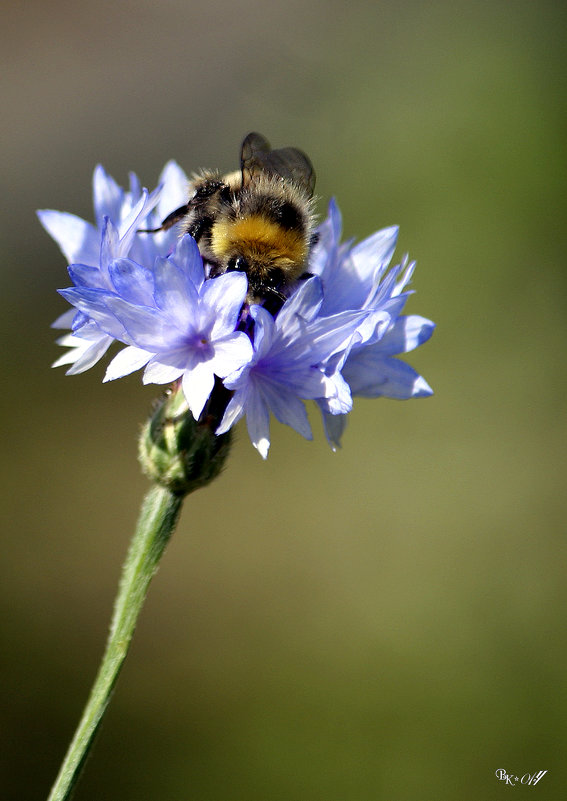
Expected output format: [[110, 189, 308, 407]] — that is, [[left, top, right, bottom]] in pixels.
[[211, 215, 307, 264]]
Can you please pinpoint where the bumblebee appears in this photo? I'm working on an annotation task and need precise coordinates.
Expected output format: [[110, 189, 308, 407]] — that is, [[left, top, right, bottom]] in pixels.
[[144, 133, 317, 307]]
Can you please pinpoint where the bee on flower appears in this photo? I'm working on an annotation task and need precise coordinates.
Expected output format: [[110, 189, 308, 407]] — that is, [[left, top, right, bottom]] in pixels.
[[39, 134, 434, 458]]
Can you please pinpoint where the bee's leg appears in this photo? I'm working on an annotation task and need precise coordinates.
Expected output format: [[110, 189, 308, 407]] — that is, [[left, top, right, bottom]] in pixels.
[[207, 263, 223, 279], [137, 203, 190, 234], [261, 287, 287, 317]]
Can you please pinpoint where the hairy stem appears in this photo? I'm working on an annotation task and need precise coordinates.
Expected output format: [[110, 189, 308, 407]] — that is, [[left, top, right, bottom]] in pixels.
[[47, 484, 182, 801]]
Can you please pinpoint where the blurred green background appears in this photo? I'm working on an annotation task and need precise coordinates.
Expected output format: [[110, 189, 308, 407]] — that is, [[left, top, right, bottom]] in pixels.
[[2, 0, 566, 798]]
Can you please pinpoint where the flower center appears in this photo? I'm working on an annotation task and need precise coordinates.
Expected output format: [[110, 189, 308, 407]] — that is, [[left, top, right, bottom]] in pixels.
[[188, 333, 214, 362]]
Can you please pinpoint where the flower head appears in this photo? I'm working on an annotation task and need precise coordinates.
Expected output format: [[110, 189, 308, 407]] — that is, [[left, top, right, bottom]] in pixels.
[[42, 166, 434, 457], [216, 281, 367, 457], [62, 235, 253, 420], [309, 200, 435, 448], [38, 162, 188, 373]]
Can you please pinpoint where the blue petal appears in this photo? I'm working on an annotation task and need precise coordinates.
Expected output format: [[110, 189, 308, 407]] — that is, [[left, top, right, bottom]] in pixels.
[[351, 225, 398, 284], [182, 361, 216, 420], [108, 258, 156, 306], [153, 255, 199, 329], [211, 333, 254, 377], [393, 259, 416, 295], [203, 272, 248, 337], [103, 296, 174, 348], [104, 346, 153, 381], [59, 286, 117, 318], [117, 189, 151, 253], [156, 161, 189, 221], [344, 352, 433, 399], [67, 337, 113, 374], [276, 276, 323, 333], [100, 217, 120, 270], [58, 288, 125, 341], [308, 198, 341, 277], [37, 210, 99, 265], [377, 315, 436, 356], [51, 309, 76, 329], [250, 306, 275, 359], [286, 308, 367, 365], [171, 235, 205, 290], [144, 351, 187, 384], [128, 172, 142, 201], [261, 382, 312, 440], [68, 263, 103, 289], [244, 385, 272, 459], [216, 391, 247, 435], [93, 165, 124, 228]]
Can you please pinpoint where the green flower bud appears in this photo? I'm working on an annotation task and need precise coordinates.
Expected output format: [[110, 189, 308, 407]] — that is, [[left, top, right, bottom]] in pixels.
[[139, 381, 232, 496]]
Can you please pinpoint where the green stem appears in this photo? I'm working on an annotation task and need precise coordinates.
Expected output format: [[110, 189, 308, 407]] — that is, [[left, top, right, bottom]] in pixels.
[[47, 484, 183, 801]]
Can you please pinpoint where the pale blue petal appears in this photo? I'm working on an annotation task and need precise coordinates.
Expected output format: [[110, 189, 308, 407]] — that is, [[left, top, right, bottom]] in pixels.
[[54, 331, 82, 348], [321, 370, 353, 414], [100, 217, 120, 269], [157, 161, 189, 220], [64, 334, 113, 374], [275, 309, 365, 365], [319, 253, 367, 315], [377, 315, 435, 355], [171, 235, 205, 290], [104, 346, 153, 381], [308, 198, 341, 277], [277, 276, 323, 332], [58, 288, 124, 337], [68, 262, 104, 289], [153, 255, 198, 329], [103, 296, 174, 348], [182, 361, 216, 419], [354, 309, 391, 346], [69, 316, 100, 337], [260, 382, 312, 440], [249, 306, 275, 359], [37, 210, 99, 265], [211, 333, 254, 377], [274, 366, 328, 400], [52, 348, 83, 369], [117, 189, 151, 253], [216, 391, 247, 435], [244, 387, 271, 459], [344, 353, 433, 399], [144, 352, 187, 384], [376, 295, 409, 324], [393, 259, 416, 295], [364, 263, 402, 308], [203, 272, 248, 337], [52, 309, 77, 329], [351, 225, 398, 283], [108, 258, 156, 305], [52, 332, 110, 371], [93, 165, 124, 228], [128, 172, 142, 201]]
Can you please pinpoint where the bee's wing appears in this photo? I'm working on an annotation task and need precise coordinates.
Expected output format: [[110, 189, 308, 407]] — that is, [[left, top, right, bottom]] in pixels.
[[241, 132, 272, 163], [240, 132, 316, 197]]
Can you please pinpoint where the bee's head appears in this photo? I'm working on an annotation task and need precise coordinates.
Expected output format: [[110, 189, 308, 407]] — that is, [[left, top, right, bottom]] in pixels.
[[225, 254, 287, 302]]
